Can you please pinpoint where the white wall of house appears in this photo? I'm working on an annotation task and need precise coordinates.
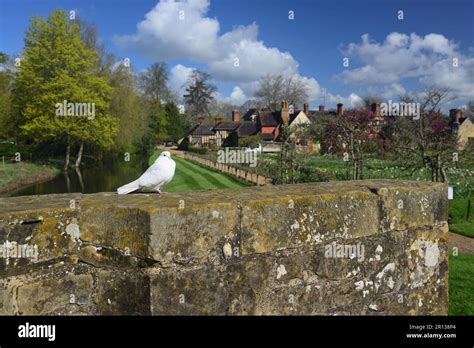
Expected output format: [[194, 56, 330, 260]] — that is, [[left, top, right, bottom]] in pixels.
[[289, 111, 312, 129]]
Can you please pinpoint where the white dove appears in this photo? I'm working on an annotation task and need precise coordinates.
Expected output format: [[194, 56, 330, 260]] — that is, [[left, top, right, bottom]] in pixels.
[[117, 151, 176, 195]]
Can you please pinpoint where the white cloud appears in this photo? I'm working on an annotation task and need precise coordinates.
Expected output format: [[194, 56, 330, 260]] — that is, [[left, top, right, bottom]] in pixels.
[[378, 83, 407, 99], [299, 75, 322, 102], [115, 0, 219, 62], [115, 0, 298, 83], [338, 32, 474, 100], [226, 86, 247, 105], [211, 86, 247, 106], [327, 92, 363, 108], [117, 0, 362, 108], [347, 93, 364, 108], [168, 64, 194, 96]]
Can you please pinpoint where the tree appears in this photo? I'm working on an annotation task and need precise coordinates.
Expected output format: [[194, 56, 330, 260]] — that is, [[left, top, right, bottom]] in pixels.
[[323, 109, 377, 180], [135, 100, 173, 170], [307, 113, 333, 153], [388, 87, 457, 182], [208, 99, 236, 118], [138, 62, 177, 156], [77, 18, 115, 78], [0, 52, 14, 140], [389, 111, 457, 182], [165, 102, 189, 143], [362, 95, 382, 109], [12, 10, 117, 170], [108, 64, 148, 151], [399, 86, 454, 113], [139, 62, 171, 102], [240, 99, 263, 112], [254, 74, 309, 111], [74, 18, 116, 167], [183, 70, 216, 120], [275, 124, 305, 184], [238, 134, 262, 148]]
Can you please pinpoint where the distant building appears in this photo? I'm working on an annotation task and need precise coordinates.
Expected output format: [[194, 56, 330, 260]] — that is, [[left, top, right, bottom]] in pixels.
[[450, 108, 474, 150], [185, 101, 347, 148], [212, 113, 240, 146], [187, 117, 216, 146]]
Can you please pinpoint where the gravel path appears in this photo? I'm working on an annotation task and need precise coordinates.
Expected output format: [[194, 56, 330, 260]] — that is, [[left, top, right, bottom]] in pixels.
[[449, 232, 474, 254]]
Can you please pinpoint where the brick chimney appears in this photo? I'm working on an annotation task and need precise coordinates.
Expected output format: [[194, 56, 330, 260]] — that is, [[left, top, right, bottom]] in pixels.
[[281, 101, 289, 124], [371, 102, 381, 116], [450, 109, 462, 123], [232, 110, 240, 122], [197, 117, 204, 124], [337, 103, 344, 116], [215, 117, 223, 124], [319, 105, 325, 112], [303, 103, 309, 114]]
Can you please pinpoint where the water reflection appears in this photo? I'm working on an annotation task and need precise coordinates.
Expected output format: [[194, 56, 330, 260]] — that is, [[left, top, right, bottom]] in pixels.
[[7, 157, 145, 197]]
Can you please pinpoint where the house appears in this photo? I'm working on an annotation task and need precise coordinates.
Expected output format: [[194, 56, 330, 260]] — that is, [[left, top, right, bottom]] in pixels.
[[212, 112, 240, 146], [370, 102, 385, 124], [288, 105, 312, 129], [187, 111, 258, 147], [187, 117, 217, 146], [253, 101, 328, 142], [186, 100, 347, 149], [450, 108, 474, 150], [256, 107, 282, 142], [304, 103, 344, 122], [236, 120, 258, 138], [211, 110, 259, 146]]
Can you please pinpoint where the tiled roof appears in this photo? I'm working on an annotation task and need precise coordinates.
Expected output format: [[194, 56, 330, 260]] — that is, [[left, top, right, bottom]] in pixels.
[[188, 124, 215, 136], [236, 121, 258, 137], [306, 110, 337, 122], [213, 121, 240, 131], [258, 109, 282, 126]]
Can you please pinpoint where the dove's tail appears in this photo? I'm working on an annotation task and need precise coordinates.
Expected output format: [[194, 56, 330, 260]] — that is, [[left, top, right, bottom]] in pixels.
[[117, 179, 140, 195]]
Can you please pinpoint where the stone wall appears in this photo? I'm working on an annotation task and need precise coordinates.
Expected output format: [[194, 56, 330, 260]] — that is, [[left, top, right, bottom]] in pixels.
[[0, 180, 448, 315]]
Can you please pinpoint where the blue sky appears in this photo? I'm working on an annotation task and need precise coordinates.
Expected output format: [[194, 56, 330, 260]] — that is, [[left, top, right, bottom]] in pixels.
[[1, 0, 473, 109]]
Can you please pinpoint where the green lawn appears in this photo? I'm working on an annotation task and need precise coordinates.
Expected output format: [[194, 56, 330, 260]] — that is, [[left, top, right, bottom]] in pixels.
[[0, 161, 59, 193], [449, 252, 474, 315], [449, 197, 474, 238], [149, 150, 251, 192]]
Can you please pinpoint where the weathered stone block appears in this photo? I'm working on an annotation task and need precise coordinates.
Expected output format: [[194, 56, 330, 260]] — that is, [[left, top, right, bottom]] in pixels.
[[0, 180, 449, 315], [95, 270, 150, 315], [16, 272, 94, 315], [147, 202, 239, 264]]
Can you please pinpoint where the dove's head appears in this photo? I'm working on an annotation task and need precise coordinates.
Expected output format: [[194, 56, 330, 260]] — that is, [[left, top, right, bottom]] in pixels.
[[160, 151, 172, 159]]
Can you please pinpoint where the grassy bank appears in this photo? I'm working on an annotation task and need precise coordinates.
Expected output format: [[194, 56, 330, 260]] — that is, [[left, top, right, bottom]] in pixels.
[[448, 197, 474, 238], [449, 252, 474, 315], [0, 161, 60, 194]]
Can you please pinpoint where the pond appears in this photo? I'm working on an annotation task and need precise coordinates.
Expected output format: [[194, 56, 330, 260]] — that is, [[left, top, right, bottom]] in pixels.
[[7, 157, 146, 197]]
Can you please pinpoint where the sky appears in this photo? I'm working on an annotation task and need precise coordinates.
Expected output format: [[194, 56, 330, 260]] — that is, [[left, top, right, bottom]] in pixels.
[[1, 0, 473, 109]]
